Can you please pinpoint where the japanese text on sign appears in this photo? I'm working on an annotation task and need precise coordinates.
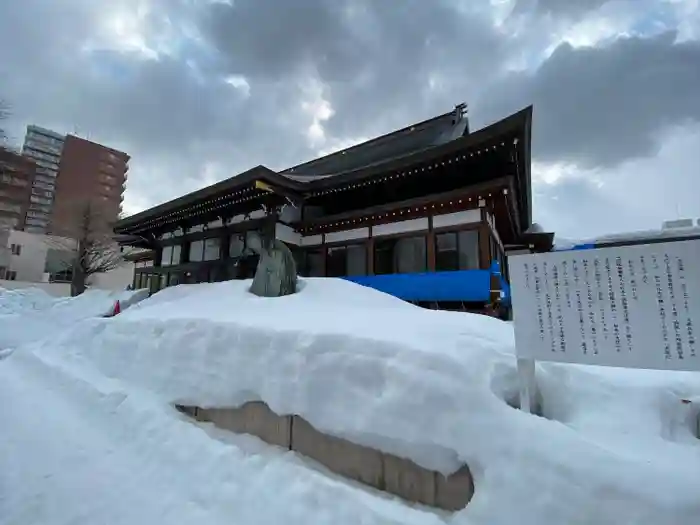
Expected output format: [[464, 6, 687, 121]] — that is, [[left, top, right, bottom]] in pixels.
[[509, 239, 700, 372]]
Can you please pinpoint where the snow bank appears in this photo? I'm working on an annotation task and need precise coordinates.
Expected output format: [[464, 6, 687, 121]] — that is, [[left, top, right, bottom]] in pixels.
[[24, 278, 700, 524], [1, 349, 431, 525], [0, 287, 148, 348]]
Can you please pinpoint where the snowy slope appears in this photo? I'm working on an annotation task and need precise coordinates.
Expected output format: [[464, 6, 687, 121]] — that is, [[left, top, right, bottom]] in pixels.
[[0, 349, 433, 525], [8, 278, 699, 525], [0, 287, 147, 348]]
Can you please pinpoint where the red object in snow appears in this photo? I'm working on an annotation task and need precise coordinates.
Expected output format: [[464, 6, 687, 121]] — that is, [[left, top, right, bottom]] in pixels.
[[111, 300, 121, 317]]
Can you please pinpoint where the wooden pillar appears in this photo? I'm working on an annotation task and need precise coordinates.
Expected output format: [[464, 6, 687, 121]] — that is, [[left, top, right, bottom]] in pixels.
[[367, 226, 374, 275], [478, 227, 491, 271], [427, 216, 436, 272], [153, 246, 163, 268]]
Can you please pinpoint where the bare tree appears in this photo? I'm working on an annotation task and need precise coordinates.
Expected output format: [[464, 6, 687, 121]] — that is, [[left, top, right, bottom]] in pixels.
[[49, 201, 126, 296]]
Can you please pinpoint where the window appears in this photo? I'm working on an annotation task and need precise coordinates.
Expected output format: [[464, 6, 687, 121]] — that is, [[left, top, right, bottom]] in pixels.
[[171, 245, 181, 265], [374, 236, 427, 275], [434, 230, 480, 271], [160, 246, 173, 266], [203, 238, 220, 261], [326, 247, 346, 277], [189, 240, 204, 262], [301, 248, 325, 277], [229, 234, 246, 258], [10, 243, 21, 256], [326, 244, 367, 277]]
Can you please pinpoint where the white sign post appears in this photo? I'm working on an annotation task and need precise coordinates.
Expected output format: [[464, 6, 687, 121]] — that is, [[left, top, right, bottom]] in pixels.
[[509, 239, 700, 413]]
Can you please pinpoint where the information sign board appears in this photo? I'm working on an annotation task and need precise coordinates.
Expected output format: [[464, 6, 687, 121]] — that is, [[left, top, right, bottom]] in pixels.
[[509, 239, 700, 372]]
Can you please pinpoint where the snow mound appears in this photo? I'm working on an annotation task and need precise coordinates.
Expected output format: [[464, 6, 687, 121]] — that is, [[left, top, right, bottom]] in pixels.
[[0, 287, 148, 348], [24, 278, 700, 524], [0, 286, 58, 314]]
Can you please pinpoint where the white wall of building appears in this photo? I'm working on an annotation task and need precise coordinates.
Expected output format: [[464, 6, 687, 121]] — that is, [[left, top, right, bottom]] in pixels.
[[0, 229, 134, 291]]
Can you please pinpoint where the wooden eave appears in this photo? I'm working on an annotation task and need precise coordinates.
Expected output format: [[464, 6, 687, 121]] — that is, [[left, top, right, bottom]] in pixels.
[[298, 177, 513, 234], [114, 166, 312, 234]]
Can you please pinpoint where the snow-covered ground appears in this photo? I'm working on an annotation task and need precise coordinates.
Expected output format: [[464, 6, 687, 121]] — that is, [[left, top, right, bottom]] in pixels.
[[0, 286, 147, 348], [1, 280, 699, 525]]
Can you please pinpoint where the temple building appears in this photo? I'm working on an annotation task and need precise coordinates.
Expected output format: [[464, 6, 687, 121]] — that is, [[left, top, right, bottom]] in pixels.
[[115, 104, 553, 315]]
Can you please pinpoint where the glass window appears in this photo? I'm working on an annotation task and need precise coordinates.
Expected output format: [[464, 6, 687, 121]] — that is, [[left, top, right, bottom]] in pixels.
[[458, 230, 479, 269], [374, 236, 426, 275], [160, 246, 173, 266], [160, 273, 167, 290], [189, 240, 204, 262], [395, 236, 427, 273], [374, 240, 394, 275], [346, 244, 367, 276], [229, 234, 245, 258], [326, 247, 346, 277], [305, 248, 325, 277], [435, 232, 459, 271], [203, 238, 221, 261], [171, 245, 181, 266], [434, 230, 480, 271]]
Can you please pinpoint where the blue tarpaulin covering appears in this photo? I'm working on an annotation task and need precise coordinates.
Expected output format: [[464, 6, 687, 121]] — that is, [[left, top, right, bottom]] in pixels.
[[344, 269, 493, 302]]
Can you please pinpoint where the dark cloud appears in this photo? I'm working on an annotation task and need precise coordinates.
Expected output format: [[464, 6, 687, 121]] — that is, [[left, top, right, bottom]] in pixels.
[[517, 0, 613, 18], [0, 0, 698, 236], [476, 31, 700, 169], [199, 0, 508, 141]]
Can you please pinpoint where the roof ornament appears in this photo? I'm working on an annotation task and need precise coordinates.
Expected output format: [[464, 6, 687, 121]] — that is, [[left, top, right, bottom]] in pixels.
[[454, 103, 467, 121]]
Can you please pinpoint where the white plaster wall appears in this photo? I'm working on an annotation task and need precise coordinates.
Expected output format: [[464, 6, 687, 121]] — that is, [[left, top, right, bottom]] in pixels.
[[325, 227, 369, 243], [432, 209, 481, 229], [89, 262, 135, 291], [275, 223, 301, 245], [373, 218, 429, 237]]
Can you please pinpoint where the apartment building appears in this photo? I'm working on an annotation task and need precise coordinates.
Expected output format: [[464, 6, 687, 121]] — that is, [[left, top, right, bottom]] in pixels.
[[20, 126, 129, 238], [50, 135, 129, 238], [21, 125, 65, 233], [0, 146, 36, 231]]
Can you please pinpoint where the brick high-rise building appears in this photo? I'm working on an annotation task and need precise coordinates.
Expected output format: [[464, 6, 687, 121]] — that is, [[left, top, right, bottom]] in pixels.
[[49, 135, 129, 238], [0, 146, 37, 231]]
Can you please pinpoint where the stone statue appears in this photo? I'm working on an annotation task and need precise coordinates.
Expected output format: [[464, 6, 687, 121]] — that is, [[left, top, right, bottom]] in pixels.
[[247, 230, 298, 297]]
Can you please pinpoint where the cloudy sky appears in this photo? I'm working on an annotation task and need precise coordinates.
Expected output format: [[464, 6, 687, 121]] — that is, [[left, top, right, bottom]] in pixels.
[[1, 0, 698, 240]]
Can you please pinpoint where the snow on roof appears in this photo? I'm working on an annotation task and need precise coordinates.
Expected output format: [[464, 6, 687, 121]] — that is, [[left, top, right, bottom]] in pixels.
[[554, 226, 700, 250], [4, 278, 698, 524]]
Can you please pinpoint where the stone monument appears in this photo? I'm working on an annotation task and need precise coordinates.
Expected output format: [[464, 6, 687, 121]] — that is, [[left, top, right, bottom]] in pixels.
[[247, 230, 298, 297]]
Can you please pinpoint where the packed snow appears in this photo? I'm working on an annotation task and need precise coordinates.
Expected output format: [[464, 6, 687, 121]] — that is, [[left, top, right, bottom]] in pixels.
[[0, 286, 147, 348], [1, 279, 699, 525]]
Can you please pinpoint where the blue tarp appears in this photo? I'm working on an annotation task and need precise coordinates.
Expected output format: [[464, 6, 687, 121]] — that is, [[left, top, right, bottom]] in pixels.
[[344, 269, 493, 302]]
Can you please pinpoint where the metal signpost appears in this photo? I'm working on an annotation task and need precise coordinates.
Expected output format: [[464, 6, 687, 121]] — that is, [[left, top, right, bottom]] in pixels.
[[509, 238, 700, 413]]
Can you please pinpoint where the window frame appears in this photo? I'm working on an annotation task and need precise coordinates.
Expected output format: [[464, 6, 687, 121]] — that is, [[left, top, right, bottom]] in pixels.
[[433, 226, 481, 272], [373, 233, 428, 275]]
